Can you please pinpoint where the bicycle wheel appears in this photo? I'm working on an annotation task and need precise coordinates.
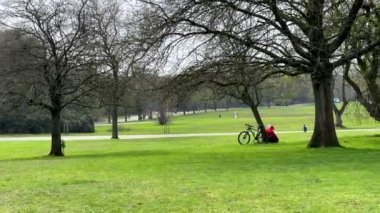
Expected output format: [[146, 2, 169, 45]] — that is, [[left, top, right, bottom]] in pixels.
[[238, 131, 251, 145]]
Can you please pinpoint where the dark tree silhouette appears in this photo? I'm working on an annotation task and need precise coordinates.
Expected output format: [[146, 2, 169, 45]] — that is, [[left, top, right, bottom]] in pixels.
[[140, 0, 380, 147], [1, 0, 98, 156]]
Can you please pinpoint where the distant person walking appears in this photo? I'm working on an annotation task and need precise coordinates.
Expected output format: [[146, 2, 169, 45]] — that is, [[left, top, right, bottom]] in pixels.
[[303, 124, 308, 132], [234, 111, 238, 119]]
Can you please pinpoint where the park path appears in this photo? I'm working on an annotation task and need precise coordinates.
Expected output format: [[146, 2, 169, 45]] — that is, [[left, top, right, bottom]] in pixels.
[[0, 128, 379, 142]]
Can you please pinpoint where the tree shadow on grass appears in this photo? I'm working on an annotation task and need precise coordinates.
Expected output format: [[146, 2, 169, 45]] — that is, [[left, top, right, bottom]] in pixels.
[[66, 150, 173, 159], [340, 136, 380, 148], [339, 147, 380, 153], [0, 150, 173, 162], [187, 146, 380, 173]]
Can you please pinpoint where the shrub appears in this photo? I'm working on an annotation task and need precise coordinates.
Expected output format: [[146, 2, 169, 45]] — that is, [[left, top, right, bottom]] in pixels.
[[0, 107, 94, 134]]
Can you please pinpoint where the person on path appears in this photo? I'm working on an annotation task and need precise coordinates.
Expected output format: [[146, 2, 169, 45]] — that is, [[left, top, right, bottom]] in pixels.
[[303, 124, 308, 132]]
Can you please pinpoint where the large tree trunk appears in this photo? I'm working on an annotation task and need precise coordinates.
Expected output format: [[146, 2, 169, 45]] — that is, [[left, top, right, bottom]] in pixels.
[[308, 75, 341, 148], [111, 62, 119, 139], [49, 109, 64, 156], [111, 104, 118, 139]]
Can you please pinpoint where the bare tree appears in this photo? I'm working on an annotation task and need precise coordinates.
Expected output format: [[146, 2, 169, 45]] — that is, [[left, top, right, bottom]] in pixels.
[[140, 0, 380, 148], [165, 35, 269, 129], [344, 3, 380, 121], [1, 0, 98, 156], [209, 61, 267, 130], [0, 30, 40, 112], [87, 0, 135, 139]]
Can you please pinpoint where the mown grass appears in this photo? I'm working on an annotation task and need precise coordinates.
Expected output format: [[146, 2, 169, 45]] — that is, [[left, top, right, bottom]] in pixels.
[[0, 104, 378, 137], [93, 104, 380, 135], [0, 104, 379, 212], [0, 132, 380, 212]]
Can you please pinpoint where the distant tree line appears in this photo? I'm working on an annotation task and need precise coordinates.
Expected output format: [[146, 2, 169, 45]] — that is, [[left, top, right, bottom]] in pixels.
[[0, 107, 94, 134]]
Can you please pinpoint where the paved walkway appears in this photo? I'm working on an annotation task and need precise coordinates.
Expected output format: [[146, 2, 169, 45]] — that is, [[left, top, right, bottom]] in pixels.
[[0, 128, 379, 142], [0, 133, 235, 142], [95, 121, 153, 126]]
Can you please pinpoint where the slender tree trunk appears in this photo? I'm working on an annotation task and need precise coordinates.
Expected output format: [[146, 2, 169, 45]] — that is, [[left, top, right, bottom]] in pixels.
[[111, 62, 119, 139], [240, 86, 265, 134], [148, 110, 153, 119], [308, 75, 341, 148], [158, 104, 168, 125], [124, 108, 128, 122], [333, 97, 349, 129], [50, 109, 64, 156], [249, 104, 266, 138], [267, 97, 271, 108], [111, 105, 118, 139], [335, 111, 344, 128], [250, 105, 264, 129], [333, 63, 349, 128], [107, 107, 111, 124]]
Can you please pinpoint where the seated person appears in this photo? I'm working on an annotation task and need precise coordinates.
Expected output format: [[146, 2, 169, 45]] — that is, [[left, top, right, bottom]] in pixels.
[[264, 125, 279, 143]]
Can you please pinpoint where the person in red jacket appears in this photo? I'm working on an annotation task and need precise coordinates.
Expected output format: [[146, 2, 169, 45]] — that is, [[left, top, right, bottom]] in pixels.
[[264, 125, 279, 143]]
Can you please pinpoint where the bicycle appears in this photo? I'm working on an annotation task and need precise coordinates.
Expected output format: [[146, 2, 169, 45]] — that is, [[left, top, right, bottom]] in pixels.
[[238, 124, 265, 145]]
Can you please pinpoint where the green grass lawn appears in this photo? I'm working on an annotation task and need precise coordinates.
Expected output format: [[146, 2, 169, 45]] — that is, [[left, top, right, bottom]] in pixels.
[[1, 104, 378, 137], [93, 104, 380, 135], [0, 133, 379, 212], [1, 104, 380, 212]]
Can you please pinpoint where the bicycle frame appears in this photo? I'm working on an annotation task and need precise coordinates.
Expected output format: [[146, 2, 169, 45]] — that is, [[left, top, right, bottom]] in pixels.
[[238, 124, 264, 144]]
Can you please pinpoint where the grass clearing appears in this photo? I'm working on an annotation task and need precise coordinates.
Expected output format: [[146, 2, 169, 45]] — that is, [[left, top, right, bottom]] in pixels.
[[1, 132, 380, 212], [91, 104, 380, 136], [1, 104, 380, 212], [1, 104, 379, 137]]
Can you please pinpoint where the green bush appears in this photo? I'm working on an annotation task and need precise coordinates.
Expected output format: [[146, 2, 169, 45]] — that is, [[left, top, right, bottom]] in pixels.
[[0, 107, 94, 134]]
